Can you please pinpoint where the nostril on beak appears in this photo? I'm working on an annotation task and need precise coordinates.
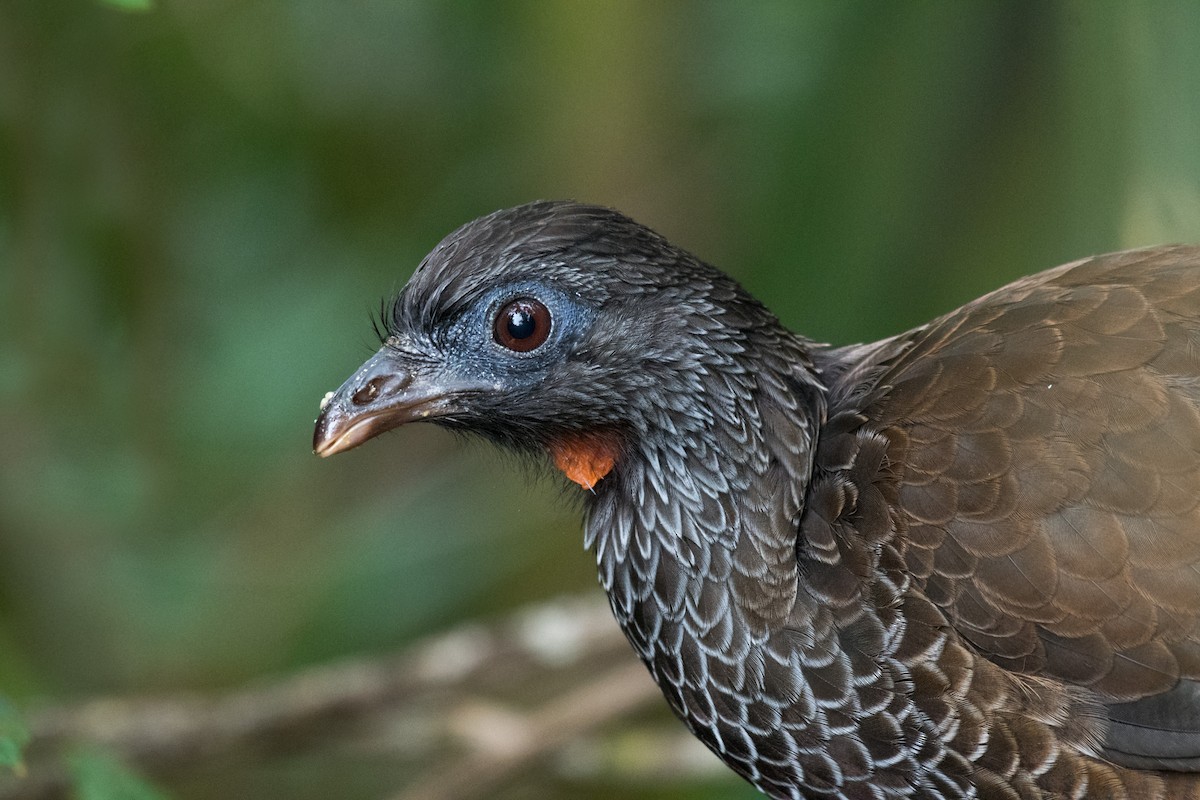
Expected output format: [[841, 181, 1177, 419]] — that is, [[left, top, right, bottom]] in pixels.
[[351, 379, 381, 405], [351, 372, 412, 406]]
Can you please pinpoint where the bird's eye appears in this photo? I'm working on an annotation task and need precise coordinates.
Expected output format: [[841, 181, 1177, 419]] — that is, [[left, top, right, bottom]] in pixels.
[[494, 298, 551, 353]]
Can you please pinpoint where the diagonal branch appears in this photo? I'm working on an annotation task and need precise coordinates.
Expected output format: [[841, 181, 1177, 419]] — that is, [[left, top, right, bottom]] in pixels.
[[0, 596, 702, 800]]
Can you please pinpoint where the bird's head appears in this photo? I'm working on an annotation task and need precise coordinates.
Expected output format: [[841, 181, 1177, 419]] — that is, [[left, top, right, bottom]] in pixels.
[[313, 201, 783, 490]]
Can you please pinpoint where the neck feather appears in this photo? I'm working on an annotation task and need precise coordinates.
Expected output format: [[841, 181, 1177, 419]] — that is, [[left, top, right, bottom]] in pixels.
[[585, 328, 825, 650]]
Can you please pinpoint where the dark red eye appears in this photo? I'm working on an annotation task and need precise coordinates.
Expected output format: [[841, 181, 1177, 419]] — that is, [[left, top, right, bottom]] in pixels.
[[494, 298, 551, 352]]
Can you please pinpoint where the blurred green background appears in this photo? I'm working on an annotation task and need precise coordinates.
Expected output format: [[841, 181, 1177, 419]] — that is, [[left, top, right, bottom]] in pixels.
[[1, 1, 1199, 798]]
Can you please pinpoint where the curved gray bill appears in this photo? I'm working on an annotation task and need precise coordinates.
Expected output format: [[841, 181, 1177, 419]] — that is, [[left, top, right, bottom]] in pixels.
[[313, 349, 455, 457]]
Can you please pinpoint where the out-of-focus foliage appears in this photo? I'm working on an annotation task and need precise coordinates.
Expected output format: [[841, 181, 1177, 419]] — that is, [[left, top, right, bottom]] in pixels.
[[68, 751, 167, 800], [0, 1, 1198, 798], [100, 0, 153, 12], [0, 700, 27, 777]]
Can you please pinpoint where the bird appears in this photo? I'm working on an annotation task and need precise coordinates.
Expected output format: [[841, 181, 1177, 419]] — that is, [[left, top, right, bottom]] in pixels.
[[313, 200, 1200, 799]]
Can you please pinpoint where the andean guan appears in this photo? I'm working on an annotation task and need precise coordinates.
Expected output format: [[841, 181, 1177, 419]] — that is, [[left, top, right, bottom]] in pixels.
[[312, 201, 1200, 799]]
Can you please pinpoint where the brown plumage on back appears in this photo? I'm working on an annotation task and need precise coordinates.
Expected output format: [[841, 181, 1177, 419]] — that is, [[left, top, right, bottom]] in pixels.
[[314, 201, 1200, 799]]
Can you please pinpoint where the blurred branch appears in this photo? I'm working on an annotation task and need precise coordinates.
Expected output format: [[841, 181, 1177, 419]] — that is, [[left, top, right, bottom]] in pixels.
[[0, 596, 690, 800], [393, 659, 654, 800]]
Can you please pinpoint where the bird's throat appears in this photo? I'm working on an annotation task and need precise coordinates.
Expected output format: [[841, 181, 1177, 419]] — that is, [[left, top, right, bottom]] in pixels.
[[549, 431, 622, 490]]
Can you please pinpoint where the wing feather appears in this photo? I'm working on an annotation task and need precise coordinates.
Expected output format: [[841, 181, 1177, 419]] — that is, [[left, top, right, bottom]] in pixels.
[[854, 245, 1200, 766]]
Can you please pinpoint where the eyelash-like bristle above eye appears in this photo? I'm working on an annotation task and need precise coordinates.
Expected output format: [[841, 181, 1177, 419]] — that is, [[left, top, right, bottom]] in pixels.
[[371, 295, 403, 343]]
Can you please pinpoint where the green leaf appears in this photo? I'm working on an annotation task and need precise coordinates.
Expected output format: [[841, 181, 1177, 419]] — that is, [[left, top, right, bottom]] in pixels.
[[68, 751, 171, 800], [99, 0, 154, 11], [0, 697, 29, 777]]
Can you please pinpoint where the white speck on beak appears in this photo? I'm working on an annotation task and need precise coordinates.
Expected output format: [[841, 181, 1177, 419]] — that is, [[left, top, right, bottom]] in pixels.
[[320, 391, 335, 410]]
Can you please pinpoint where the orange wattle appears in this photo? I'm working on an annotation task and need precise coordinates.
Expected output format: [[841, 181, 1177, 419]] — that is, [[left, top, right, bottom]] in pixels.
[[549, 433, 621, 490]]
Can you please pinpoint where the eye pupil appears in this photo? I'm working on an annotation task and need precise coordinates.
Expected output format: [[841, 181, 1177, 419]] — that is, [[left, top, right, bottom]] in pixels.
[[506, 309, 536, 340], [494, 298, 551, 353]]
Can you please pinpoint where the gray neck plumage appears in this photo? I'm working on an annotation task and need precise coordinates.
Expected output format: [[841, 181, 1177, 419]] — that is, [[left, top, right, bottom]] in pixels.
[[584, 325, 827, 660]]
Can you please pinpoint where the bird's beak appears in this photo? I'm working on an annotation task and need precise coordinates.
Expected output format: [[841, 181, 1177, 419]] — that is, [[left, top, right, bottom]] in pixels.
[[313, 348, 459, 457]]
